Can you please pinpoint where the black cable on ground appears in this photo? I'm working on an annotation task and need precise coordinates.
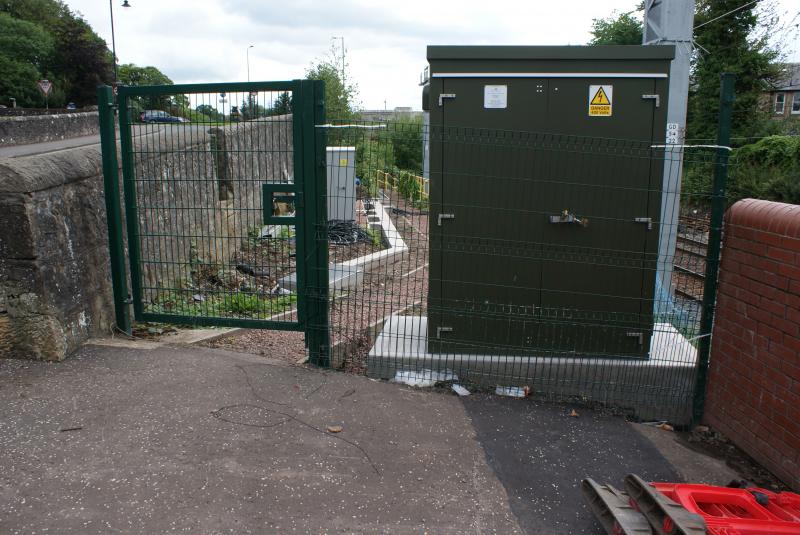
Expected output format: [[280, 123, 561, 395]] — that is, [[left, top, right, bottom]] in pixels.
[[327, 220, 372, 245]]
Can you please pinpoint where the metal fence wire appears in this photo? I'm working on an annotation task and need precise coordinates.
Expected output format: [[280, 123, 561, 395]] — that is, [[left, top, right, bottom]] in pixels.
[[116, 84, 319, 330], [320, 120, 724, 425], [108, 85, 727, 425]]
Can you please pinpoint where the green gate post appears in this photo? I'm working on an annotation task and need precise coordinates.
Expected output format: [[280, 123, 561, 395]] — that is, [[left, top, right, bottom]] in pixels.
[[692, 73, 735, 424], [302, 79, 330, 366], [97, 85, 132, 335]]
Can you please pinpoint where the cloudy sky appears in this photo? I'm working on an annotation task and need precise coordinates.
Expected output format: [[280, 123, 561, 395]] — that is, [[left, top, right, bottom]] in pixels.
[[65, 0, 799, 111]]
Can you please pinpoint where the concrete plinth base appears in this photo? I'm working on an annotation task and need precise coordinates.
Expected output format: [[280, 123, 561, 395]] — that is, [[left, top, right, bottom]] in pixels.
[[367, 315, 698, 423]]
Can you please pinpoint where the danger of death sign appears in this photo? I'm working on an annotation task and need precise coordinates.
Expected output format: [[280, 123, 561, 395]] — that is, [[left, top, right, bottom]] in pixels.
[[588, 85, 612, 117]]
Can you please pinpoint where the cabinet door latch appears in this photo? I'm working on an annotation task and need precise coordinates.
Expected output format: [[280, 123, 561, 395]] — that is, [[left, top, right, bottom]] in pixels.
[[634, 217, 653, 230]]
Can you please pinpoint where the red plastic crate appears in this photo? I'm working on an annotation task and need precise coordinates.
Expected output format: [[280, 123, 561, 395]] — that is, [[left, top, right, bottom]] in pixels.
[[652, 483, 800, 534]]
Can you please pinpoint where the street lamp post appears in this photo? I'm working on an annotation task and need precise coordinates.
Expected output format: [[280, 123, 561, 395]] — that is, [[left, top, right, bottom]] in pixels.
[[246, 45, 254, 82], [332, 36, 345, 88], [109, 0, 131, 86]]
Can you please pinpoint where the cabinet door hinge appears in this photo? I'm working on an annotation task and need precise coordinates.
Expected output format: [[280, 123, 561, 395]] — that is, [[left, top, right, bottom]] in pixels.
[[438, 93, 456, 106], [437, 213, 455, 226], [626, 332, 644, 346], [436, 326, 453, 338]]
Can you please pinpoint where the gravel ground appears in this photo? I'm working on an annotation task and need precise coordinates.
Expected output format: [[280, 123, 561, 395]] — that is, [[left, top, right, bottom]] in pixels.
[[329, 190, 429, 370], [203, 328, 307, 365]]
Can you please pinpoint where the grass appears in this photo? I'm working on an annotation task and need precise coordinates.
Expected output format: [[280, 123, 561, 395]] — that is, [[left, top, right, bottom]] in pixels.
[[365, 227, 385, 247], [147, 290, 297, 319]]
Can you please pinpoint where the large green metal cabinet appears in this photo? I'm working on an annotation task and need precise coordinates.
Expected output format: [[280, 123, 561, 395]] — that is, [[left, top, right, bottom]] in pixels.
[[426, 46, 674, 358]]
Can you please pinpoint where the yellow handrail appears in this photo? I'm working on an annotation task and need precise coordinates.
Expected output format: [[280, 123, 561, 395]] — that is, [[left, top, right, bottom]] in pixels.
[[376, 170, 428, 201]]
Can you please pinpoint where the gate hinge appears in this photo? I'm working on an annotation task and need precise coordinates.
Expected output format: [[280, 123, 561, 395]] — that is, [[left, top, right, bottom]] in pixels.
[[641, 94, 660, 108], [634, 217, 653, 230], [437, 213, 455, 226], [626, 332, 644, 346], [438, 93, 456, 106], [436, 326, 453, 338]]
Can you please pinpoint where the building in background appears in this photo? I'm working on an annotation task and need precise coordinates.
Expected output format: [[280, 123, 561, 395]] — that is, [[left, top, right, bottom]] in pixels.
[[359, 107, 422, 122], [764, 63, 800, 120]]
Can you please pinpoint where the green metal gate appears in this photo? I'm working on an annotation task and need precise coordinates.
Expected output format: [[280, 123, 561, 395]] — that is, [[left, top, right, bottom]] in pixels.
[[98, 80, 330, 365]]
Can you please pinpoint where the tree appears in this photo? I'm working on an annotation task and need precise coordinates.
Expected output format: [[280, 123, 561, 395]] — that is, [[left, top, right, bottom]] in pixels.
[[118, 63, 172, 86], [0, 0, 113, 106], [196, 104, 223, 122], [305, 49, 358, 122], [240, 97, 266, 120], [391, 115, 423, 172], [687, 0, 782, 141], [269, 91, 291, 116], [51, 13, 114, 105], [589, 9, 643, 45], [117, 63, 188, 114], [0, 12, 54, 106]]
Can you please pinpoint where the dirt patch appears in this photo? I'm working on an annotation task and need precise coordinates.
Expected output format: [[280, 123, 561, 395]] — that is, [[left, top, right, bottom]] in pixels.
[[203, 329, 306, 365], [676, 426, 791, 491]]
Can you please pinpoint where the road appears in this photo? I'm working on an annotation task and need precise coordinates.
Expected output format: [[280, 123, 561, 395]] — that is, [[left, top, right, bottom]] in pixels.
[[0, 133, 103, 158], [0, 124, 211, 159]]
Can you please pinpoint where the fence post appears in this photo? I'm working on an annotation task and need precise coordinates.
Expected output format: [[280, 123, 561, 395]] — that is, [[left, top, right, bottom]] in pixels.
[[304, 79, 330, 366], [97, 85, 132, 335], [692, 73, 735, 424]]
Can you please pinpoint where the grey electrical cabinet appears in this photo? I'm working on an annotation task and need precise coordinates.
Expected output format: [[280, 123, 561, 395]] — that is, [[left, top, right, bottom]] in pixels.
[[426, 45, 674, 358], [326, 147, 356, 221]]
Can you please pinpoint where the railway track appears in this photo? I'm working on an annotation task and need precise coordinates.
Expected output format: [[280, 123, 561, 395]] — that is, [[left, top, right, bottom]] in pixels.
[[673, 229, 708, 302]]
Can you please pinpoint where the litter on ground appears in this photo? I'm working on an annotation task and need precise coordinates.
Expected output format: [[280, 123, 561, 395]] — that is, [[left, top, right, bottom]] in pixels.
[[451, 384, 470, 396], [495, 386, 527, 398], [392, 369, 457, 388]]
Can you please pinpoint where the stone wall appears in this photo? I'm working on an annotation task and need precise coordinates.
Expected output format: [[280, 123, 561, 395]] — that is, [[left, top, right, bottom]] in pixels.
[[131, 117, 292, 293], [0, 116, 292, 361], [0, 111, 100, 147], [704, 198, 800, 490], [0, 146, 113, 360]]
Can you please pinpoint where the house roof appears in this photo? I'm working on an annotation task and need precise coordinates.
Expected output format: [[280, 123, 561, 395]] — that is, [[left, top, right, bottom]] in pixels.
[[773, 63, 800, 91]]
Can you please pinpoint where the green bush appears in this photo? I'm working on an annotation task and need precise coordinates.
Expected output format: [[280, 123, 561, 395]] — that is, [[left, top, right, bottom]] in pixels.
[[729, 136, 800, 204], [390, 116, 423, 172], [682, 135, 800, 206], [177, 108, 212, 123], [396, 169, 423, 201]]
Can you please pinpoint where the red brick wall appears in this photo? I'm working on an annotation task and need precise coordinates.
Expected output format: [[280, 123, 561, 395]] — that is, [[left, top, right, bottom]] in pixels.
[[705, 199, 800, 490]]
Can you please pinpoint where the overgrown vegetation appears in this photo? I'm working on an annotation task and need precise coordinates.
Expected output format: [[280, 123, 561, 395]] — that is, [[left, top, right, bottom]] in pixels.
[[0, 0, 114, 107], [355, 116, 425, 202], [684, 136, 800, 205], [148, 290, 296, 319], [590, 1, 799, 205], [589, 8, 643, 45]]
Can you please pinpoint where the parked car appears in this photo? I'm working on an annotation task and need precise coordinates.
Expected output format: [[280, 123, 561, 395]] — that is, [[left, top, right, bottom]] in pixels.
[[66, 102, 76, 110], [139, 110, 188, 123]]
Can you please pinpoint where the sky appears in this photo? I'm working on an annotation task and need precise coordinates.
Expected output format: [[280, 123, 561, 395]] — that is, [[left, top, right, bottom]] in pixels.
[[65, 0, 800, 111]]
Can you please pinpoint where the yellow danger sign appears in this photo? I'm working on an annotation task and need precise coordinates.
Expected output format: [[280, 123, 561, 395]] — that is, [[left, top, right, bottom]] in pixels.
[[588, 85, 613, 116]]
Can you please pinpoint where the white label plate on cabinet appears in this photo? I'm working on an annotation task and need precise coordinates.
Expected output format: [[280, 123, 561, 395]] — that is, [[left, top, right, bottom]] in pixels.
[[484, 85, 507, 109]]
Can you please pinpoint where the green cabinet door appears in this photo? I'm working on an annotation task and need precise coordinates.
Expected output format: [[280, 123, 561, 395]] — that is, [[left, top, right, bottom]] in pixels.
[[429, 77, 549, 354], [538, 77, 664, 357]]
